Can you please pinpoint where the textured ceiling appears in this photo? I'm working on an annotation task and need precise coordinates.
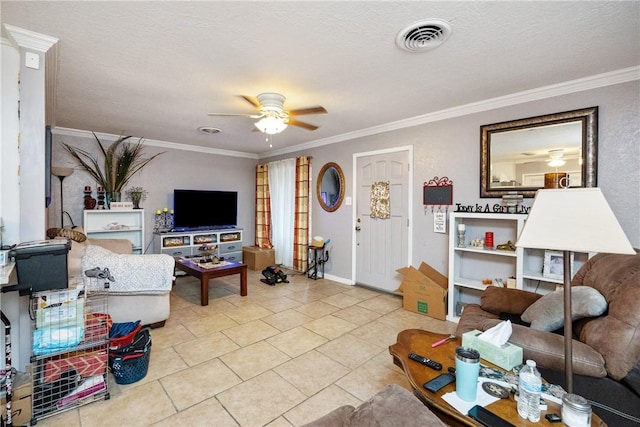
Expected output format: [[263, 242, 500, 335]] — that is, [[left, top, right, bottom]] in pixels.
[[2, 1, 639, 157]]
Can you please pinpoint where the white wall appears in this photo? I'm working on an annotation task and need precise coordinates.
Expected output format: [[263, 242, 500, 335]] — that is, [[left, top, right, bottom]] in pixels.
[[49, 132, 258, 251], [266, 80, 640, 283]]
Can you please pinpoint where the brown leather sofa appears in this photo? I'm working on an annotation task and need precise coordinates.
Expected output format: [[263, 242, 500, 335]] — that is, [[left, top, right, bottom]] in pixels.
[[456, 251, 640, 426]]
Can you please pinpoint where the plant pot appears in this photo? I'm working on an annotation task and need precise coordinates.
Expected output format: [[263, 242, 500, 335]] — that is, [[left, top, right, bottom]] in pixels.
[[106, 192, 121, 209]]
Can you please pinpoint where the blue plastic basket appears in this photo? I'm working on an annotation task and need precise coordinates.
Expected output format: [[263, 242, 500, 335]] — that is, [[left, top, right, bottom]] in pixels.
[[110, 344, 151, 385]]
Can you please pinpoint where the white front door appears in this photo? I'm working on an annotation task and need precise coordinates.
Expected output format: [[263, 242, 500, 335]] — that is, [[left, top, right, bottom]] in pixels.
[[354, 148, 411, 292]]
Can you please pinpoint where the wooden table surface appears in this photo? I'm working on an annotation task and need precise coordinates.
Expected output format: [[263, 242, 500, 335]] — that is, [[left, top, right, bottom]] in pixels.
[[389, 329, 606, 427]]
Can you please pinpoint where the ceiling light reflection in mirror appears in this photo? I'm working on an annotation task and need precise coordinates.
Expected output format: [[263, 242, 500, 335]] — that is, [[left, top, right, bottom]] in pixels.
[[489, 121, 582, 190]]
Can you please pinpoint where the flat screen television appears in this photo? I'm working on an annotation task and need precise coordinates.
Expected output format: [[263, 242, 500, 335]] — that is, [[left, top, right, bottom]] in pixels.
[[173, 189, 237, 231]]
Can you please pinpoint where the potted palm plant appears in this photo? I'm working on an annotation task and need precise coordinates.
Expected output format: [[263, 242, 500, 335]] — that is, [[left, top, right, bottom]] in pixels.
[[62, 132, 164, 207]]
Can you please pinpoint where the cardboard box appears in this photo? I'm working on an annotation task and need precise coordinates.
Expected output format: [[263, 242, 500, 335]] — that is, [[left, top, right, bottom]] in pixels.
[[242, 246, 275, 271], [462, 329, 523, 371], [396, 262, 448, 320], [1, 371, 32, 426]]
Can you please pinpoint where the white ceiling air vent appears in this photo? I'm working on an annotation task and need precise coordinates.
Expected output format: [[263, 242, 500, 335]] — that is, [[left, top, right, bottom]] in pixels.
[[396, 19, 452, 52]]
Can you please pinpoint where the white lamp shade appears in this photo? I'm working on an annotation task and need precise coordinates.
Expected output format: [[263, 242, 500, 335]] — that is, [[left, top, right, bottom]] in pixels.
[[516, 188, 635, 254], [51, 166, 74, 177]]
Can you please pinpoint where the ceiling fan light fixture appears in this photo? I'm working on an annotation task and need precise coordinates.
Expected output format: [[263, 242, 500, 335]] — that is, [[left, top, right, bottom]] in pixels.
[[255, 115, 288, 134], [547, 149, 566, 167]]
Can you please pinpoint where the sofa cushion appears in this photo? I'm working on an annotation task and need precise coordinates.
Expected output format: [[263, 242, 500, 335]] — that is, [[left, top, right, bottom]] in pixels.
[[302, 384, 446, 427], [521, 286, 607, 331], [480, 286, 542, 315]]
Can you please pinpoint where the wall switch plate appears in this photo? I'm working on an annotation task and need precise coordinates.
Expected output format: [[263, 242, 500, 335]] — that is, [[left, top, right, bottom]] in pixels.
[[25, 52, 40, 69]]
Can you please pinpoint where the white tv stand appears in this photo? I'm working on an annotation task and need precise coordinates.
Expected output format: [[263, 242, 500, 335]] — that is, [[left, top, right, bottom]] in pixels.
[[155, 228, 243, 262]]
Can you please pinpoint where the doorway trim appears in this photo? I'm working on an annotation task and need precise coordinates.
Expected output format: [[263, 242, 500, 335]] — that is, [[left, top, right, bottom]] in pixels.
[[351, 145, 414, 286]]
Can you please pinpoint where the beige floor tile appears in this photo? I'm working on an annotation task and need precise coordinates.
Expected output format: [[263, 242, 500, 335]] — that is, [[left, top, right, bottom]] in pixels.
[[332, 304, 382, 325], [266, 326, 328, 357], [151, 396, 239, 427], [35, 407, 80, 427], [160, 358, 241, 411], [258, 296, 302, 313], [316, 333, 382, 369], [223, 303, 274, 323], [222, 319, 280, 347], [169, 293, 194, 311], [336, 358, 408, 401], [220, 341, 290, 380], [284, 384, 362, 426], [217, 370, 306, 427], [174, 331, 240, 366], [320, 292, 361, 308], [150, 323, 197, 350], [274, 350, 350, 396], [265, 416, 294, 427], [356, 294, 402, 314], [165, 306, 200, 326], [287, 288, 329, 304], [78, 380, 176, 426], [303, 315, 357, 339], [262, 308, 314, 331], [341, 286, 382, 300], [294, 300, 339, 318], [35, 274, 460, 427], [190, 298, 238, 316], [349, 319, 403, 349], [182, 313, 239, 337], [378, 307, 437, 330], [313, 282, 352, 296], [137, 345, 189, 385]]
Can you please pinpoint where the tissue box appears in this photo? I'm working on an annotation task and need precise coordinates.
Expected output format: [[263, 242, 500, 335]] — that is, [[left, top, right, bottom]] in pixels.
[[462, 329, 523, 371]]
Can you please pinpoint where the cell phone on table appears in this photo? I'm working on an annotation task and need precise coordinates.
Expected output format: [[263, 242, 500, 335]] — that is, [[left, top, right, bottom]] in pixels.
[[468, 405, 515, 427], [423, 373, 455, 393]]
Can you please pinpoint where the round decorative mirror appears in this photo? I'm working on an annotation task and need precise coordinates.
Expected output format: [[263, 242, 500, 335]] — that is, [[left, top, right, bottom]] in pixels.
[[317, 162, 345, 212]]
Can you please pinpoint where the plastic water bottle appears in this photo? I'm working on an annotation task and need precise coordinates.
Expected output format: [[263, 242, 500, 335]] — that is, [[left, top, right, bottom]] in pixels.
[[517, 359, 542, 422]]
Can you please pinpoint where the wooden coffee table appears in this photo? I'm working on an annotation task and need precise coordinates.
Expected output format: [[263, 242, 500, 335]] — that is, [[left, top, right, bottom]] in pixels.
[[389, 329, 606, 427], [174, 258, 247, 306]]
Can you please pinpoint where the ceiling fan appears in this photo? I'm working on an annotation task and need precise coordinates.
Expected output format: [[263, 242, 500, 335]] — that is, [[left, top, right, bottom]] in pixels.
[[208, 92, 327, 134]]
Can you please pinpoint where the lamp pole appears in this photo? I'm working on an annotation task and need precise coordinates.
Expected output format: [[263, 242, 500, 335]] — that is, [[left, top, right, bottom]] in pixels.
[[51, 167, 74, 228]]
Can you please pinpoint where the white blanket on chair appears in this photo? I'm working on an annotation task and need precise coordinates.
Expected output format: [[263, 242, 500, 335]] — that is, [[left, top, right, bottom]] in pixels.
[[81, 245, 174, 295]]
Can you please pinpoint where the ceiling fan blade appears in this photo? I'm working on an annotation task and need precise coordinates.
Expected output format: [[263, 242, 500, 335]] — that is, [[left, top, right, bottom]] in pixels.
[[240, 95, 261, 109], [288, 118, 319, 131], [207, 113, 262, 118], [288, 106, 327, 116]]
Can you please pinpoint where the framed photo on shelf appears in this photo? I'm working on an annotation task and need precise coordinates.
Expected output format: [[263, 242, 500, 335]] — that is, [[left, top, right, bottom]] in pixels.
[[543, 250, 574, 280]]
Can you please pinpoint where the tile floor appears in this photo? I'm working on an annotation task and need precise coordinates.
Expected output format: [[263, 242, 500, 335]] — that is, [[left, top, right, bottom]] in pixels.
[[36, 268, 456, 427]]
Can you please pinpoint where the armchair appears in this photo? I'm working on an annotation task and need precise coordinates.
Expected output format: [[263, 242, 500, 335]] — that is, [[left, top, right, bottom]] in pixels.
[[456, 251, 640, 426]]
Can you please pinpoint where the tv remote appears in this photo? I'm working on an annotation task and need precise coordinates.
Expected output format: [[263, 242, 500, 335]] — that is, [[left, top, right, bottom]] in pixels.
[[408, 352, 442, 370]]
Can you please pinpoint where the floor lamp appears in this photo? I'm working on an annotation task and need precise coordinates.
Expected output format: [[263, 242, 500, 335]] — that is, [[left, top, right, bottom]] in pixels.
[[515, 188, 634, 393], [51, 166, 74, 227]]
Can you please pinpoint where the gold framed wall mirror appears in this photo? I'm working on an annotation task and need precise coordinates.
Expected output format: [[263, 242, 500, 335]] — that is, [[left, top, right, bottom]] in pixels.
[[480, 106, 598, 198], [317, 162, 345, 212]]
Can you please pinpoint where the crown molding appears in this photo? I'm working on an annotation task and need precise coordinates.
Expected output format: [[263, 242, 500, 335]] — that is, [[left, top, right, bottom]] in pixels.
[[52, 127, 259, 160], [3, 24, 58, 52], [51, 66, 639, 161], [260, 66, 640, 159]]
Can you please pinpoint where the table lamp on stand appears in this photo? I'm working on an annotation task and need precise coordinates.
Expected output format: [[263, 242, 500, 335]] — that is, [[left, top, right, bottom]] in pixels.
[[515, 188, 634, 393]]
